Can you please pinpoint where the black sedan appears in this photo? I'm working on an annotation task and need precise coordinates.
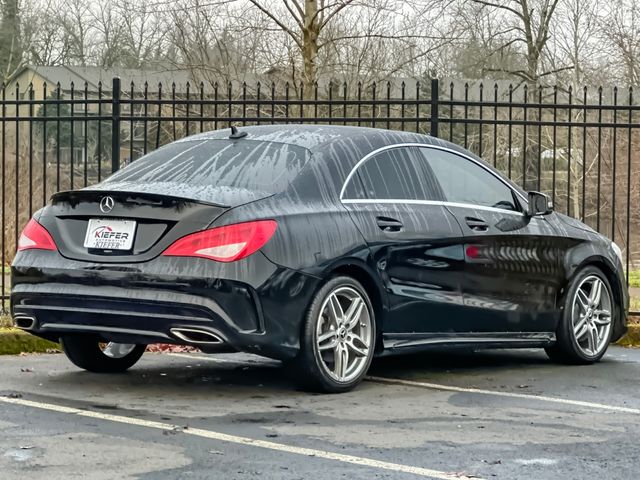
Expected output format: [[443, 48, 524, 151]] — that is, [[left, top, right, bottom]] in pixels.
[[11, 125, 628, 392]]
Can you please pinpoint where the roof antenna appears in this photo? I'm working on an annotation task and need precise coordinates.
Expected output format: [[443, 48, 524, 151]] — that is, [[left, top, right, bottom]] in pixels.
[[229, 125, 248, 139]]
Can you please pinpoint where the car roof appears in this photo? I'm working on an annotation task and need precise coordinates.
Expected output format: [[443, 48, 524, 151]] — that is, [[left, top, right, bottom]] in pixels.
[[182, 124, 527, 198], [181, 124, 433, 153]]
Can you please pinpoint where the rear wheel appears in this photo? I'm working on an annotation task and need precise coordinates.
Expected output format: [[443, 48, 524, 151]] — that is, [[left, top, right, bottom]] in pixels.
[[291, 276, 376, 393], [545, 266, 614, 364], [61, 335, 145, 373]]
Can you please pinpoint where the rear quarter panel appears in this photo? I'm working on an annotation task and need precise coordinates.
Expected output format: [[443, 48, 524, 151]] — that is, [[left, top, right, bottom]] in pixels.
[[215, 195, 369, 277], [210, 144, 374, 275]]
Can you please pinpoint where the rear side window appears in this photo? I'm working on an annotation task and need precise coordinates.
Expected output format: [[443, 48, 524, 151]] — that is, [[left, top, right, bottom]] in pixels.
[[346, 147, 442, 200], [419, 148, 519, 211], [104, 139, 310, 195]]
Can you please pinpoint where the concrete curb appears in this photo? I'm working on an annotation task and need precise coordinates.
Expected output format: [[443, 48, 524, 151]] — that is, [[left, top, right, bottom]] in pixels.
[[0, 325, 638, 355]]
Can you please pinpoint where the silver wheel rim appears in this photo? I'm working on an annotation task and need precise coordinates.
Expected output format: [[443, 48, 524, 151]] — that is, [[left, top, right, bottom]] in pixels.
[[315, 286, 373, 383], [99, 342, 137, 359], [572, 275, 612, 357]]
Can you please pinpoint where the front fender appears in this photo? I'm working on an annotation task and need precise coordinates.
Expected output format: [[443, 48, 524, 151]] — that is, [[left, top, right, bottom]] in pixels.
[[561, 252, 628, 342]]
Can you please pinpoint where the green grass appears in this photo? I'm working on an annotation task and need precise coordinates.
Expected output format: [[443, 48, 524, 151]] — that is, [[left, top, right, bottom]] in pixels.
[[0, 328, 59, 355], [629, 270, 640, 288]]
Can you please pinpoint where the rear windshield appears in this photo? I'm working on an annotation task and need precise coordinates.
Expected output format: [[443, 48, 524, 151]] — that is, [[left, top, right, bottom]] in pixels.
[[104, 139, 310, 195]]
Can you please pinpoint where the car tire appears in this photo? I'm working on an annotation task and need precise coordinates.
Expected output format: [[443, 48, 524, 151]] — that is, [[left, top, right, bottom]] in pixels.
[[545, 266, 615, 365], [290, 276, 376, 393], [61, 335, 146, 373]]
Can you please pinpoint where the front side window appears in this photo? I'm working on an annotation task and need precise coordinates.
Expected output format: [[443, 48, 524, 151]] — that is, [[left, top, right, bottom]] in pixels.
[[344, 147, 442, 201], [419, 148, 519, 211]]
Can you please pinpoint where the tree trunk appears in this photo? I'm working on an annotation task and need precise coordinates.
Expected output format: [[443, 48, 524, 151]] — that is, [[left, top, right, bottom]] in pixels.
[[301, 0, 319, 111]]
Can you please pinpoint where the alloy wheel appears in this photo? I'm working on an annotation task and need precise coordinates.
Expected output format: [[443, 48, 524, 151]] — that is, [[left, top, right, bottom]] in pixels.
[[99, 342, 138, 359], [571, 275, 612, 357], [315, 286, 373, 383]]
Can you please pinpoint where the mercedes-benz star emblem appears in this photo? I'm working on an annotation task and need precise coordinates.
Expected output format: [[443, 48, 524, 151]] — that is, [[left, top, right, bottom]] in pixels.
[[99, 196, 115, 213]]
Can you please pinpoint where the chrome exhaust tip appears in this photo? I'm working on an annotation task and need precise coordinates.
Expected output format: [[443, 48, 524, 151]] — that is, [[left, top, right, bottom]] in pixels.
[[15, 316, 36, 330], [170, 328, 224, 345]]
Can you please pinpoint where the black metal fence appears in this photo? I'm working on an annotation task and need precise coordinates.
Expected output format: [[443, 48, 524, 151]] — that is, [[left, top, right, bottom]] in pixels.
[[1, 77, 638, 312]]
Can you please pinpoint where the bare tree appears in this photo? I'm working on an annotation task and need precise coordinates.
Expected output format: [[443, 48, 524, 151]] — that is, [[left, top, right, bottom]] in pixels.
[[168, 0, 260, 85], [545, 0, 597, 87], [445, 1, 524, 79], [58, 0, 92, 66], [243, 0, 454, 97], [116, 0, 168, 69], [241, 0, 352, 96], [466, 0, 564, 84], [599, 0, 640, 85]]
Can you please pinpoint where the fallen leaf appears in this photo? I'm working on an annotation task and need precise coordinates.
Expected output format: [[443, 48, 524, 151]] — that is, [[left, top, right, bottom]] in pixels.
[[145, 344, 200, 353]]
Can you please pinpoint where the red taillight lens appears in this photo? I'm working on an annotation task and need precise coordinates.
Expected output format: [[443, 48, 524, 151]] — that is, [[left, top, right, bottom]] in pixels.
[[17, 218, 57, 252], [162, 220, 277, 262]]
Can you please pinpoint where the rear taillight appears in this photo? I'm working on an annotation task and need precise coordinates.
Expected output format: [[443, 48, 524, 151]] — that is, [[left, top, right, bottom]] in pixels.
[[162, 220, 277, 262], [17, 218, 57, 252]]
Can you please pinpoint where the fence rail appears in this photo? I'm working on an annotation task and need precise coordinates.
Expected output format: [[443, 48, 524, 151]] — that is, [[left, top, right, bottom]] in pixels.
[[1, 77, 638, 312]]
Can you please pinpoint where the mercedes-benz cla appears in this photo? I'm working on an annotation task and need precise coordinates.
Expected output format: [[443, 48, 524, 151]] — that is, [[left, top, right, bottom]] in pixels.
[[11, 125, 628, 392]]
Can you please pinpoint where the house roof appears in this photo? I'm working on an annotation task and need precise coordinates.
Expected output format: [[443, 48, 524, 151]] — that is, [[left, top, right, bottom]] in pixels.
[[9, 65, 194, 93]]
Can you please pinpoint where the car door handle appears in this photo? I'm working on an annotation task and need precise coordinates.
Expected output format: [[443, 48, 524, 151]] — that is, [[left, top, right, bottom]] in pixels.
[[376, 216, 403, 232], [465, 217, 489, 232]]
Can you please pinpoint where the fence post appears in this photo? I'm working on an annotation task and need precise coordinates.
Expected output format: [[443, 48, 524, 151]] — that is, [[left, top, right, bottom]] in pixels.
[[430, 78, 439, 138], [111, 77, 121, 173]]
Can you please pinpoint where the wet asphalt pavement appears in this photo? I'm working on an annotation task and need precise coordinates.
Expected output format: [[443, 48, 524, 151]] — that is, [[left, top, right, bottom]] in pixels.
[[1, 346, 640, 479]]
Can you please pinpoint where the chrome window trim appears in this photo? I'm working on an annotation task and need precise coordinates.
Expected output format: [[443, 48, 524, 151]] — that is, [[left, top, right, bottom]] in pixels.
[[341, 198, 525, 216], [339, 142, 528, 208]]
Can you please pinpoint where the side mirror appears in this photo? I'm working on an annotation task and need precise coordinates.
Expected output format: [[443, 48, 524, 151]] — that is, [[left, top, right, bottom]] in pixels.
[[527, 192, 553, 217], [527, 191, 553, 216]]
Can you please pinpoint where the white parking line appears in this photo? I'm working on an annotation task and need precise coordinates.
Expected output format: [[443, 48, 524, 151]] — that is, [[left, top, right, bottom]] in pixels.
[[0, 395, 479, 480], [165, 353, 640, 414], [366, 376, 640, 414]]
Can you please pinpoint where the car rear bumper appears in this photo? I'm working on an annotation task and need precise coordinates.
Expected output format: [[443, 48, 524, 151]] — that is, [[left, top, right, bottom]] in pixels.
[[11, 250, 321, 360]]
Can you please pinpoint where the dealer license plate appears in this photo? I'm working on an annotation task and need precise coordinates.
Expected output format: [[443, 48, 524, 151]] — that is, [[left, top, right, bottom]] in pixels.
[[83, 219, 136, 251]]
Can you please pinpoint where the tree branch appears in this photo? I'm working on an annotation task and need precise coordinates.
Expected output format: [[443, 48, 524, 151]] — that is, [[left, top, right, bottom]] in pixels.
[[319, 0, 358, 29], [283, 0, 304, 30], [468, 0, 524, 21], [319, 33, 454, 50], [383, 41, 455, 79], [247, 0, 302, 48]]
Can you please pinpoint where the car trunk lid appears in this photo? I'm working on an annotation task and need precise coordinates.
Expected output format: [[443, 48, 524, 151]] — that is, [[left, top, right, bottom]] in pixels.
[[39, 189, 234, 263]]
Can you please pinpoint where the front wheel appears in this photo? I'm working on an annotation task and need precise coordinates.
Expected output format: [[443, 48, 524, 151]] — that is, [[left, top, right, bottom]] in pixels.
[[61, 335, 146, 373], [545, 266, 615, 364], [291, 276, 376, 393]]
